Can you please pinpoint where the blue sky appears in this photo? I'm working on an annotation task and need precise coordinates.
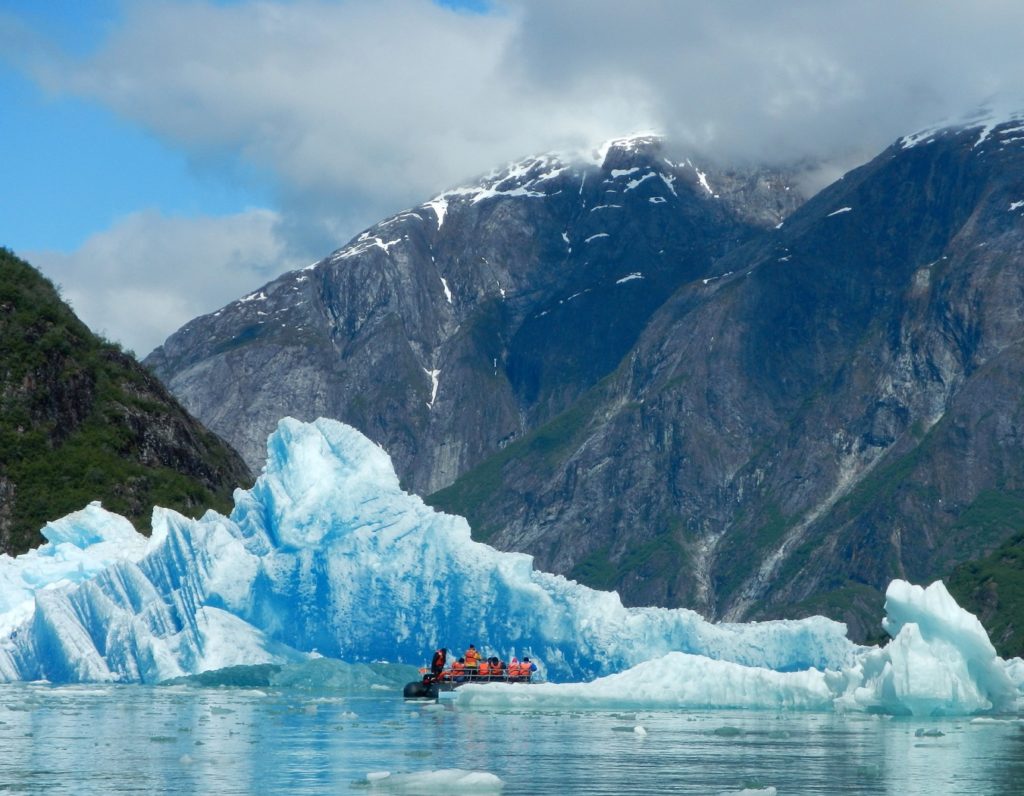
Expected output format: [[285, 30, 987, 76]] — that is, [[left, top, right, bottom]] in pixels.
[[2, 0, 1022, 355]]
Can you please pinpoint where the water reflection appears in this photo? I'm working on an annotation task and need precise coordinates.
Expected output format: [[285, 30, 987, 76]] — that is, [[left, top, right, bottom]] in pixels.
[[0, 684, 1020, 794]]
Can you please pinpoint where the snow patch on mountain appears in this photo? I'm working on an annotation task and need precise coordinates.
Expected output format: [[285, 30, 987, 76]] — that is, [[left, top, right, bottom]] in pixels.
[[425, 198, 448, 229]]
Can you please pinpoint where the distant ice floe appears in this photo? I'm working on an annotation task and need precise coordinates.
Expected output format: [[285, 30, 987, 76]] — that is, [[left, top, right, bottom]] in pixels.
[[363, 769, 503, 792], [0, 419, 1022, 718]]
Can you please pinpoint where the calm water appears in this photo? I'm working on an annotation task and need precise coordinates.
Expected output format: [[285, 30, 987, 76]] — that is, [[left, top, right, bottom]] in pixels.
[[1, 683, 1022, 794]]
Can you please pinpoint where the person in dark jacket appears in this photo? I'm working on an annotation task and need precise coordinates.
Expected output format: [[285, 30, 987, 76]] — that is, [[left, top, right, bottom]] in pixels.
[[430, 648, 448, 679]]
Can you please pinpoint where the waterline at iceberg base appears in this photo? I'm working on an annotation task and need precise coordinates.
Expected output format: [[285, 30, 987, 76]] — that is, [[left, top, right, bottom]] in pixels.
[[1, 417, 1021, 717]]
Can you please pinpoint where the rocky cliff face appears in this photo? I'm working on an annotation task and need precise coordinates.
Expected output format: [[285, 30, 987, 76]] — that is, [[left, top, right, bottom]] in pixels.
[[0, 248, 252, 554], [146, 137, 802, 494], [431, 113, 1024, 645]]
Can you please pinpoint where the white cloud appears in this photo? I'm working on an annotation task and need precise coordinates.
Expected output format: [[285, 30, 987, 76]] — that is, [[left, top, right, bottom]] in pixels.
[[18, 0, 1023, 206], [25, 209, 302, 356], [17, 1, 655, 228], [9, 0, 1024, 351]]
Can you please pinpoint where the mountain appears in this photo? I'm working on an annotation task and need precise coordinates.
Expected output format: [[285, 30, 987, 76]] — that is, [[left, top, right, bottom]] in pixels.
[[145, 136, 802, 493], [147, 116, 1024, 654], [0, 248, 252, 555], [431, 112, 1024, 648]]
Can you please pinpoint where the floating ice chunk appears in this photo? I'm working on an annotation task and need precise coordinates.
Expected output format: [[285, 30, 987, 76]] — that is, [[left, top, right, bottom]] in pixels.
[[365, 769, 503, 791], [834, 580, 1018, 716], [455, 651, 836, 711]]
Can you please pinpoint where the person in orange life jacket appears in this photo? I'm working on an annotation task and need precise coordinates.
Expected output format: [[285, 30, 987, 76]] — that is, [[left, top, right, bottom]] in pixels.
[[521, 656, 537, 681], [477, 659, 491, 679], [430, 648, 447, 681], [451, 658, 466, 682], [464, 644, 481, 673], [488, 656, 504, 680]]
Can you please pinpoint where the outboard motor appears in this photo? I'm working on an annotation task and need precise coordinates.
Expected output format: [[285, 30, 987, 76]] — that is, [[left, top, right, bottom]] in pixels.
[[403, 679, 439, 699]]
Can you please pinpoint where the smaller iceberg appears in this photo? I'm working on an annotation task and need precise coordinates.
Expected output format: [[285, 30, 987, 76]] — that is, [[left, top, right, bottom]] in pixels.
[[453, 580, 1023, 717], [833, 580, 1019, 715]]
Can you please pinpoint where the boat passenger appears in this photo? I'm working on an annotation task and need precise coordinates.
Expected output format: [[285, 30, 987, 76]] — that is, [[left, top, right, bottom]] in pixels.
[[521, 656, 537, 681], [451, 658, 466, 682], [489, 657, 505, 681], [464, 644, 481, 674], [477, 659, 491, 679], [430, 648, 448, 680]]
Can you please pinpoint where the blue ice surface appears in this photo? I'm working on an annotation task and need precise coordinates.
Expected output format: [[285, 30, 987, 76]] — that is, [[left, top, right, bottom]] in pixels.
[[1, 418, 1021, 716]]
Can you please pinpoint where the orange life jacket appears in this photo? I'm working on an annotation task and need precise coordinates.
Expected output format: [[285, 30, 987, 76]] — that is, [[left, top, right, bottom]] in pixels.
[[508, 661, 521, 678], [477, 661, 490, 677], [465, 648, 481, 666]]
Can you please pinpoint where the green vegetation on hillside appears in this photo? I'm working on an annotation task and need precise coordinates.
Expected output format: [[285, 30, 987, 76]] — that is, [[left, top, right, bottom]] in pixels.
[[427, 374, 615, 542], [947, 531, 1024, 658], [0, 247, 250, 554]]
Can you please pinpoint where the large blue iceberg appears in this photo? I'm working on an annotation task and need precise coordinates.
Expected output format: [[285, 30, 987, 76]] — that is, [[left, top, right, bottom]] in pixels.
[[1, 418, 1021, 716]]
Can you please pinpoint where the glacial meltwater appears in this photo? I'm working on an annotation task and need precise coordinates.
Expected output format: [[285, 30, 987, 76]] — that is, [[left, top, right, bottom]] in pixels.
[[2, 681, 1022, 795]]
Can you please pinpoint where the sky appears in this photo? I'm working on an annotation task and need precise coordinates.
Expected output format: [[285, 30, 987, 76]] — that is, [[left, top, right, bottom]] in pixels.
[[2, 0, 1023, 356]]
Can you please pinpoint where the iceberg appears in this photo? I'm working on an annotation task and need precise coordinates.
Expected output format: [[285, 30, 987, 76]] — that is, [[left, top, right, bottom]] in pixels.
[[0, 417, 1020, 716], [0, 418, 853, 684]]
